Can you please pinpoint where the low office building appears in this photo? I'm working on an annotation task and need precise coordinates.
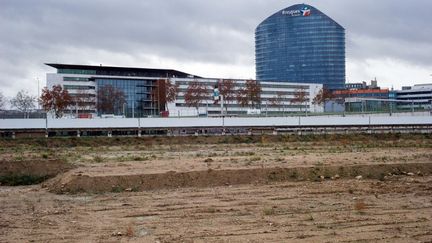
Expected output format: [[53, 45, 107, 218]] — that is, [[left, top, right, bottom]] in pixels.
[[46, 63, 323, 117], [46, 63, 198, 117], [333, 89, 390, 112], [395, 84, 432, 111], [169, 78, 323, 116]]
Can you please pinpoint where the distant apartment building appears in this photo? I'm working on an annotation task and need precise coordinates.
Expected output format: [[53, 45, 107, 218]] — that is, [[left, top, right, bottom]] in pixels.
[[46, 64, 323, 118], [345, 78, 379, 90]]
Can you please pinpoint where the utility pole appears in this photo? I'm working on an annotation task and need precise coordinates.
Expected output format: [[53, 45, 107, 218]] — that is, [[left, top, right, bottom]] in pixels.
[[220, 94, 224, 116], [37, 77, 40, 110]]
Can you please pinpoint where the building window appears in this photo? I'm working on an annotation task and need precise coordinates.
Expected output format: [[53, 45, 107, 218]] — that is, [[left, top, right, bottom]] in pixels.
[[63, 77, 91, 82]]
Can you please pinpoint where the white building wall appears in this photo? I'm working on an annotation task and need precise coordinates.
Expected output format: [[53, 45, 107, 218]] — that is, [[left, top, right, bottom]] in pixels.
[[167, 78, 323, 117], [46, 73, 98, 117]]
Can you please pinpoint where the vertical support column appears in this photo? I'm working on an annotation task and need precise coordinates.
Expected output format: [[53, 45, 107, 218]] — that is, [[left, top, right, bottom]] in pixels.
[[12, 132, 16, 139], [389, 101, 393, 116], [108, 131, 112, 137], [220, 95, 224, 116], [138, 117, 141, 137], [411, 101, 414, 114], [45, 115, 48, 138], [77, 130, 80, 137]]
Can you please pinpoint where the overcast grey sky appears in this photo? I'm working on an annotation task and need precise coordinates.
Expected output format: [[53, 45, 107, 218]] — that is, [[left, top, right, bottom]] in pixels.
[[1, 0, 431, 97]]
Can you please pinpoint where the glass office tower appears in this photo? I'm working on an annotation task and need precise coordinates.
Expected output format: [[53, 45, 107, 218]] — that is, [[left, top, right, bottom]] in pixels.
[[255, 4, 345, 90]]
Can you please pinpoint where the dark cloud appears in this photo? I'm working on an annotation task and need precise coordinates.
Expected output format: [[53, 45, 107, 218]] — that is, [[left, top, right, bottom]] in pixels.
[[0, 0, 431, 96]]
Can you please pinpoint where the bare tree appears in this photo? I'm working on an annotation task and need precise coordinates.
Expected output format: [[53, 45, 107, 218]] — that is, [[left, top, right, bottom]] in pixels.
[[10, 90, 36, 118], [218, 79, 235, 113], [269, 92, 285, 111], [236, 87, 249, 108], [0, 92, 6, 110], [291, 88, 308, 113], [245, 80, 261, 108], [40, 85, 73, 118], [73, 89, 96, 114], [184, 80, 209, 113], [97, 85, 126, 115], [165, 79, 179, 112], [312, 88, 334, 106], [149, 80, 164, 115]]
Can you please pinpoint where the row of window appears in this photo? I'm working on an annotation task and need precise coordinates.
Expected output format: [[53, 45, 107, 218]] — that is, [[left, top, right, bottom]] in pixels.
[[256, 42, 345, 49], [63, 77, 91, 82], [58, 69, 96, 75], [175, 81, 311, 90], [174, 103, 308, 109], [96, 79, 156, 86], [258, 58, 346, 63], [175, 96, 309, 103], [64, 85, 95, 90], [257, 70, 346, 76]]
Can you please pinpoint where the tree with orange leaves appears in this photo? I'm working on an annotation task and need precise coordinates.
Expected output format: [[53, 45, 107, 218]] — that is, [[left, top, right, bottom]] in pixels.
[[218, 79, 235, 113], [290, 88, 308, 113], [39, 85, 73, 118], [236, 80, 262, 109], [184, 80, 209, 113], [165, 79, 179, 112], [269, 91, 285, 111], [312, 88, 334, 105], [97, 85, 126, 115]]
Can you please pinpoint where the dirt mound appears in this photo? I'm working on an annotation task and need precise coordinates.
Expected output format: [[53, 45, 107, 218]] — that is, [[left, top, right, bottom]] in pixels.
[[0, 160, 74, 186], [45, 162, 432, 194]]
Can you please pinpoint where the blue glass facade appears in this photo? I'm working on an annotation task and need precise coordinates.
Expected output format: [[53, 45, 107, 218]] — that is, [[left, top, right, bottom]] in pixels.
[[255, 4, 345, 90], [96, 79, 158, 117]]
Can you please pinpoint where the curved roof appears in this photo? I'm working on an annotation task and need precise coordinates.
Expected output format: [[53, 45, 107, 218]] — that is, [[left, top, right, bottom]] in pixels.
[[256, 4, 344, 31]]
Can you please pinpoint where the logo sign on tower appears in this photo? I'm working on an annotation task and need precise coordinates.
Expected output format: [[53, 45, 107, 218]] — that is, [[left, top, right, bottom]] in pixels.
[[282, 6, 311, 17]]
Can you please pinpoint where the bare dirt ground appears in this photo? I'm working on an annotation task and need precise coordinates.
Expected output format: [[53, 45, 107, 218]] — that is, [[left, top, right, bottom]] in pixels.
[[0, 134, 432, 242], [1, 176, 432, 242]]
